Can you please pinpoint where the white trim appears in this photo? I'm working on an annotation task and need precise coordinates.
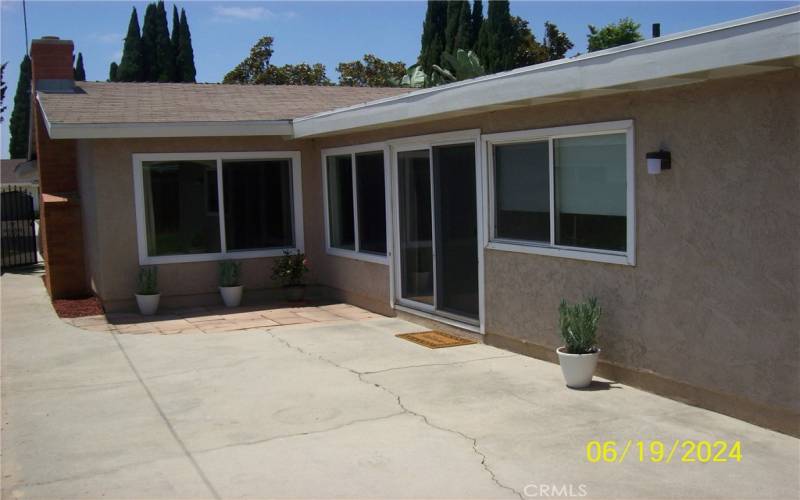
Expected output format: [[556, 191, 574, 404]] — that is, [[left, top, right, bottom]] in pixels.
[[389, 129, 485, 333], [292, 7, 799, 138], [43, 116, 293, 139], [483, 120, 635, 266], [132, 151, 303, 266], [394, 304, 482, 334], [320, 143, 391, 265]]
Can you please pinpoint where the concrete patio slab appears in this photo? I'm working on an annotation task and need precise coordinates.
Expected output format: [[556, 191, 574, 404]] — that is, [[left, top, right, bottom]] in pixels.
[[2, 270, 798, 499]]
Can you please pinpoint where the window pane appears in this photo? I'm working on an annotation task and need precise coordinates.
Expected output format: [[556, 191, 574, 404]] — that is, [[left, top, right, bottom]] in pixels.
[[327, 155, 355, 250], [494, 142, 550, 242], [143, 160, 221, 256], [555, 133, 626, 251], [222, 159, 294, 251], [355, 152, 387, 255]]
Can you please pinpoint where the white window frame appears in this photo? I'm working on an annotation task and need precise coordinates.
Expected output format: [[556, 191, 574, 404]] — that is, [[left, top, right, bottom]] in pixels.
[[321, 142, 391, 265], [482, 120, 635, 266], [132, 151, 304, 265]]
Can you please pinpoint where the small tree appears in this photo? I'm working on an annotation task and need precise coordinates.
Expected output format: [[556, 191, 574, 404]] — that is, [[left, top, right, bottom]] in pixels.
[[587, 18, 643, 52], [74, 52, 86, 81], [337, 54, 406, 87], [108, 62, 119, 82], [543, 21, 573, 61], [223, 36, 274, 84], [8, 55, 31, 158]]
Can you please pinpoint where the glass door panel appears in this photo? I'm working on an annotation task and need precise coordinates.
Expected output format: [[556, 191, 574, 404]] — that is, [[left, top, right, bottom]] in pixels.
[[397, 149, 434, 306], [433, 144, 479, 320]]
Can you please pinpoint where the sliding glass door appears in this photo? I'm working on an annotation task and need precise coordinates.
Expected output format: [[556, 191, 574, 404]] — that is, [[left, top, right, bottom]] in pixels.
[[395, 142, 479, 323]]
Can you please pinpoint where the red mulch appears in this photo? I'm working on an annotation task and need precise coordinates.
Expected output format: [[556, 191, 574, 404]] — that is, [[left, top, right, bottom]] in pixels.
[[52, 296, 105, 318]]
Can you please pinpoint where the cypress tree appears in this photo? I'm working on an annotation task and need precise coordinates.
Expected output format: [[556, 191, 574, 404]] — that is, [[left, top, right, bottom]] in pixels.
[[140, 3, 159, 81], [8, 55, 31, 159], [469, 0, 483, 49], [476, 0, 515, 73], [154, 1, 176, 82], [109, 62, 119, 82], [418, 0, 448, 74], [170, 5, 181, 63], [118, 7, 144, 82], [444, 1, 470, 55], [176, 8, 196, 82], [74, 52, 86, 81]]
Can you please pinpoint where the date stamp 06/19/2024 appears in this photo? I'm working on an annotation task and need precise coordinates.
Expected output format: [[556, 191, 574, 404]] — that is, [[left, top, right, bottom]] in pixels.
[[586, 440, 742, 464]]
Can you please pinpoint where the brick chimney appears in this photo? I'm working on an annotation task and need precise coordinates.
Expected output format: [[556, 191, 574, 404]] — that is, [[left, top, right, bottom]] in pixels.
[[30, 37, 88, 299]]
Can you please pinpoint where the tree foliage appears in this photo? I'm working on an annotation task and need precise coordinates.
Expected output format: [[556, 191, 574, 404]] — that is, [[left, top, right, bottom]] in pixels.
[[475, 0, 516, 73], [469, 0, 483, 49], [116, 3, 194, 82], [587, 17, 643, 52], [223, 36, 329, 86], [509, 16, 548, 68], [8, 55, 31, 158], [543, 21, 573, 60], [108, 62, 119, 82], [0, 62, 7, 122], [258, 64, 330, 86], [418, 0, 448, 74], [118, 7, 143, 81], [73, 52, 86, 81], [444, 1, 471, 55], [337, 54, 406, 87], [223, 36, 274, 84], [176, 9, 196, 82]]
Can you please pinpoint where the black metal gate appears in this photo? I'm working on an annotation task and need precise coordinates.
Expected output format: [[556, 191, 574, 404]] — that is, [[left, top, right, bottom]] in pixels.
[[1, 186, 39, 269]]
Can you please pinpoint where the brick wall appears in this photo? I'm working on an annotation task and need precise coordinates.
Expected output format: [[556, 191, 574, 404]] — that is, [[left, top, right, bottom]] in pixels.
[[31, 38, 88, 299]]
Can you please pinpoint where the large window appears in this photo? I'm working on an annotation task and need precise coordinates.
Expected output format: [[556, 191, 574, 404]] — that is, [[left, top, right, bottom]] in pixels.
[[485, 121, 634, 265], [134, 152, 303, 264], [322, 146, 388, 264]]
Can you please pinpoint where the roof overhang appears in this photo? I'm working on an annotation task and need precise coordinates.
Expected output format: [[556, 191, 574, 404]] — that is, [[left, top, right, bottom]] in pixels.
[[292, 6, 800, 138], [37, 102, 294, 139]]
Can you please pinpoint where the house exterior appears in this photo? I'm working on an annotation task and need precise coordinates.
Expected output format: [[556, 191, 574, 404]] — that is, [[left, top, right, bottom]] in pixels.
[[29, 8, 799, 436]]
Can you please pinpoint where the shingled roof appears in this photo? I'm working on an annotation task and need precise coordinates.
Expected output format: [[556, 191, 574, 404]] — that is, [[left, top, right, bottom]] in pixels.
[[38, 82, 410, 125]]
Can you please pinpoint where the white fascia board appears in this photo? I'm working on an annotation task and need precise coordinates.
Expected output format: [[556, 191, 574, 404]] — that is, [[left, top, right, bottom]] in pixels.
[[44, 117, 293, 139], [292, 7, 799, 138]]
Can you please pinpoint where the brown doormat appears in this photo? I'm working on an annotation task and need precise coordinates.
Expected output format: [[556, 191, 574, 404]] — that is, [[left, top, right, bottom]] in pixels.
[[396, 330, 477, 349]]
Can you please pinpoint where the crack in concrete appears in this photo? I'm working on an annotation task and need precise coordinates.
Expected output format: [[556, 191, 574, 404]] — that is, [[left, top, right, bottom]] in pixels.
[[360, 354, 518, 375], [267, 331, 524, 500], [192, 410, 406, 455]]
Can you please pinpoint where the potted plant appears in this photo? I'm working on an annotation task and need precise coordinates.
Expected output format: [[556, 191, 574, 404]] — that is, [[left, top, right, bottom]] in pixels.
[[219, 260, 243, 308], [556, 297, 601, 388], [271, 250, 309, 302], [135, 265, 160, 315]]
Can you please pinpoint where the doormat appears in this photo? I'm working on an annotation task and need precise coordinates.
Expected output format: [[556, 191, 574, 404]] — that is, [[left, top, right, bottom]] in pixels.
[[396, 330, 477, 349]]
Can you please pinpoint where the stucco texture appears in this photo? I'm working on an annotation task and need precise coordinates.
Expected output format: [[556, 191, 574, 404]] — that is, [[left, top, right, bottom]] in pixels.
[[315, 69, 800, 414]]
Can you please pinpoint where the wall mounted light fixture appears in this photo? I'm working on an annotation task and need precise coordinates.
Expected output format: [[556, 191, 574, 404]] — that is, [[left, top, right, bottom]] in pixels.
[[646, 150, 671, 175]]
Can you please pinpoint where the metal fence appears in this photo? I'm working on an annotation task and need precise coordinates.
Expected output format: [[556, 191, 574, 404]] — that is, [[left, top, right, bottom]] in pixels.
[[1, 185, 39, 269]]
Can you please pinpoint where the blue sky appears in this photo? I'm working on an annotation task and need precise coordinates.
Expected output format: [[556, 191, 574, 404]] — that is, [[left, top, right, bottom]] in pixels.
[[1, 0, 794, 158]]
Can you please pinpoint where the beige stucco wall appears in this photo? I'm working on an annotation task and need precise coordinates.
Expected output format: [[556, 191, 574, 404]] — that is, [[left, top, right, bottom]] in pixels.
[[313, 69, 799, 414], [78, 69, 798, 416]]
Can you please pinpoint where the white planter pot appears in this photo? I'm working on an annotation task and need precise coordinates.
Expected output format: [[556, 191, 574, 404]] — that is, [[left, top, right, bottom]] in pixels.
[[219, 285, 243, 308], [135, 293, 160, 316], [556, 347, 600, 388]]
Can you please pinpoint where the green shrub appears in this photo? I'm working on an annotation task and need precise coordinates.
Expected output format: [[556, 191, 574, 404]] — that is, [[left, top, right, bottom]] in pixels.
[[558, 297, 601, 354], [137, 266, 158, 295], [219, 260, 242, 287], [271, 250, 309, 287]]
